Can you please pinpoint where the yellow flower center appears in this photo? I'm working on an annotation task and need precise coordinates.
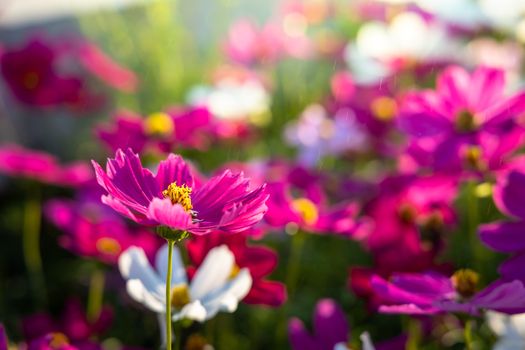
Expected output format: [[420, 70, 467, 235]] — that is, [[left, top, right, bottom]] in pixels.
[[171, 283, 191, 309], [291, 198, 319, 225], [452, 269, 479, 299], [49, 333, 69, 349], [145, 112, 174, 136], [455, 110, 477, 133], [229, 264, 241, 279], [23, 71, 40, 89], [463, 146, 487, 172], [398, 203, 417, 224], [96, 237, 121, 256], [370, 96, 397, 121], [162, 182, 193, 212]]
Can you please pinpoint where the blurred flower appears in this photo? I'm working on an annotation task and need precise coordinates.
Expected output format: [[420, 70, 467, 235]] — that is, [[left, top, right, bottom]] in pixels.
[[284, 104, 368, 167], [479, 169, 525, 282], [289, 299, 383, 350], [92, 148, 268, 234], [345, 12, 461, 84], [487, 311, 525, 350], [0, 145, 92, 187], [119, 244, 252, 322], [28, 333, 81, 350], [372, 270, 525, 315], [0, 325, 7, 350], [96, 111, 148, 153], [187, 231, 287, 307], [22, 298, 112, 350], [45, 182, 162, 265], [398, 65, 525, 174]]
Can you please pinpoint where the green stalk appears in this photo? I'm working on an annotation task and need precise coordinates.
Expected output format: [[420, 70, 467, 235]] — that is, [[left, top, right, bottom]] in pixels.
[[165, 239, 175, 350], [22, 185, 46, 307], [466, 181, 482, 268], [87, 268, 106, 322], [464, 319, 474, 350], [285, 231, 306, 298], [405, 317, 421, 350]]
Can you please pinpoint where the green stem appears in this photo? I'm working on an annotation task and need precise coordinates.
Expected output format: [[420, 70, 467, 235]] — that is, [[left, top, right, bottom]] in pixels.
[[285, 232, 306, 298], [466, 181, 482, 268], [22, 186, 46, 307], [173, 320, 181, 350], [87, 268, 105, 322], [405, 317, 421, 350], [165, 239, 175, 350], [464, 319, 474, 350]]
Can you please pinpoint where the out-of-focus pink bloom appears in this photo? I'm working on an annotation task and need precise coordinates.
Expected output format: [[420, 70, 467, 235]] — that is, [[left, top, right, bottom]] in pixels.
[[479, 169, 525, 281], [330, 71, 355, 103], [0, 38, 94, 108], [398, 66, 525, 174], [187, 231, 286, 307], [75, 42, 138, 92], [28, 333, 81, 350], [372, 271, 525, 316], [0, 145, 92, 187], [92, 149, 268, 234], [22, 298, 112, 349], [288, 299, 349, 350], [45, 182, 162, 265], [0, 325, 7, 350], [96, 111, 148, 153]]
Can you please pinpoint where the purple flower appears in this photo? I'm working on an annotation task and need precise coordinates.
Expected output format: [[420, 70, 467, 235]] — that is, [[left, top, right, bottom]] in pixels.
[[398, 65, 525, 174], [371, 270, 525, 316], [288, 299, 349, 350], [92, 148, 268, 235], [479, 169, 525, 281]]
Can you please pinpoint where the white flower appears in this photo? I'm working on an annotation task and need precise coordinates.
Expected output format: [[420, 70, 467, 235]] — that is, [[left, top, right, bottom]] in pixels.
[[118, 244, 252, 323], [345, 12, 462, 84], [487, 311, 525, 350], [333, 332, 376, 350]]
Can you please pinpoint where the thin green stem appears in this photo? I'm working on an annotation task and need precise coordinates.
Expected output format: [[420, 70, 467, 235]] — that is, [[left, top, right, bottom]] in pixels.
[[87, 268, 105, 322], [464, 319, 474, 350], [405, 317, 421, 350], [285, 232, 306, 298], [22, 186, 46, 307], [466, 181, 482, 269], [165, 239, 175, 350]]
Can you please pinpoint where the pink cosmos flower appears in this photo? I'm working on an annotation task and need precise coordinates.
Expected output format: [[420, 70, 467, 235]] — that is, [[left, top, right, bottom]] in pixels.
[[0, 145, 92, 187], [479, 169, 525, 281], [372, 271, 525, 315], [22, 298, 112, 350], [92, 149, 268, 235], [186, 231, 287, 307], [95, 111, 147, 153], [45, 183, 162, 265], [398, 65, 525, 173]]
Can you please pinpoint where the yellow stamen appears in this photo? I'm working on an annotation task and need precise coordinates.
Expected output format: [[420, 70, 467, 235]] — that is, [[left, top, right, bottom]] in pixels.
[[291, 198, 319, 225], [171, 283, 191, 309], [229, 264, 241, 279], [370, 96, 397, 121], [96, 237, 121, 256], [475, 182, 492, 198], [398, 203, 417, 224], [463, 146, 487, 172], [455, 110, 477, 133], [49, 333, 69, 349], [162, 182, 193, 212], [145, 112, 174, 136], [452, 269, 479, 299]]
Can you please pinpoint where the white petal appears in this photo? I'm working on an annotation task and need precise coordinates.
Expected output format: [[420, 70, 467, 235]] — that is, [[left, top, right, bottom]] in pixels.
[[157, 313, 168, 347], [173, 300, 207, 322], [155, 243, 188, 287], [334, 343, 350, 350], [360, 332, 376, 350], [190, 245, 234, 300], [126, 279, 165, 313], [119, 247, 164, 297]]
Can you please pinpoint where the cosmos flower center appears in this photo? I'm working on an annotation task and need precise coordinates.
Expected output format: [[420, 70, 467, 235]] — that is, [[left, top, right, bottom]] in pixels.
[[455, 110, 477, 133], [463, 146, 487, 172], [371, 96, 397, 121], [398, 203, 417, 224], [229, 264, 241, 279], [145, 112, 174, 136], [171, 283, 191, 309], [23, 71, 40, 89], [49, 332, 69, 349], [163, 182, 193, 212], [185, 334, 210, 350], [96, 237, 121, 256], [452, 269, 479, 299], [291, 198, 319, 225]]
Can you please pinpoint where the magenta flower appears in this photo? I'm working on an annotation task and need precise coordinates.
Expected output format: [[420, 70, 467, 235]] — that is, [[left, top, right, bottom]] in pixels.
[[479, 168, 525, 281], [92, 148, 268, 235], [187, 231, 287, 307], [96, 111, 148, 153], [0, 145, 92, 187], [45, 183, 162, 265], [398, 65, 525, 173], [371, 271, 525, 315], [288, 299, 349, 350]]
